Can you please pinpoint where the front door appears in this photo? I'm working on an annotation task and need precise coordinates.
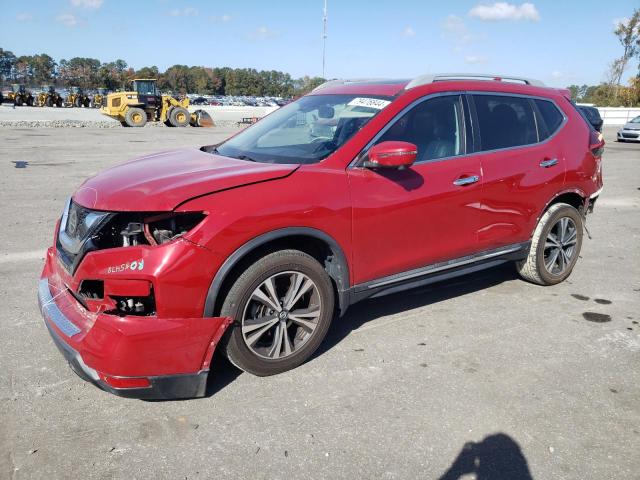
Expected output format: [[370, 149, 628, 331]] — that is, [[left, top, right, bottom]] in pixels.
[[348, 94, 483, 285]]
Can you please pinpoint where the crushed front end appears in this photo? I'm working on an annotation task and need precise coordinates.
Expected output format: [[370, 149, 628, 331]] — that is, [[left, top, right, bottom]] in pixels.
[[38, 198, 232, 399]]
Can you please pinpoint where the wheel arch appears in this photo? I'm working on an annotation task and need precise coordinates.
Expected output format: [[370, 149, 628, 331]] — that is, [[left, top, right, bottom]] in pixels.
[[203, 227, 351, 318], [540, 189, 587, 218]]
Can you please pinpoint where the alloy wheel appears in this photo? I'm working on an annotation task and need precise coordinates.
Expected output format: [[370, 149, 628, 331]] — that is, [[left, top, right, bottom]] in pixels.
[[543, 217, 578, 275], [241, 271, 322, 360]]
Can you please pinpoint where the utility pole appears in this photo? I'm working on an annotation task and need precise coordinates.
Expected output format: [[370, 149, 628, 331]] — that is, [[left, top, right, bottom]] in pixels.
[[322, 0, 327, 79]]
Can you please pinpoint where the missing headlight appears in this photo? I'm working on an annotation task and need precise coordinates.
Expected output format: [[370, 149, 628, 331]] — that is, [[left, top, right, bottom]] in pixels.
[[93, 212, 205, 249], [145, 212, 206, 245]]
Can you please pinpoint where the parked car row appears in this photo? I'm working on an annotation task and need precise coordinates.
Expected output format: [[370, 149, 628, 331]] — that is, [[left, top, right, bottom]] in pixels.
[[186, 94, 290, 107]]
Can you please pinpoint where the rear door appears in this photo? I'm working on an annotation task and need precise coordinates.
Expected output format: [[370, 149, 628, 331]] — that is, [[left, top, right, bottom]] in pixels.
[[470, 93, 567, 251]]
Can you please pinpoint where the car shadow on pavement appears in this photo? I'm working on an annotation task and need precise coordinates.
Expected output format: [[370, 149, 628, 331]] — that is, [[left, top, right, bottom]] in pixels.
[[202, 263, 519, 398], [438, 433, 534, 480], [314, 262, 520, 359], [204, 353, 243, 397]]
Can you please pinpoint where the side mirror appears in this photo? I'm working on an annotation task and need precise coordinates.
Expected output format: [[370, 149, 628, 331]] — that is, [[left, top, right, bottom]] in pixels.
[[364, 141, 418, 169]]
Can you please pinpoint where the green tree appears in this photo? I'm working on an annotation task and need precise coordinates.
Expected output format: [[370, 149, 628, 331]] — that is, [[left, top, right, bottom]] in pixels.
[[0, 48, 17, 81], [613, 10, 639, 85]]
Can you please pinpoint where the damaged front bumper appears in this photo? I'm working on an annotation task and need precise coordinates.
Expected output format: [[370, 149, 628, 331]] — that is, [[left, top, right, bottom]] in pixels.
[[38, 247, 232, 400]]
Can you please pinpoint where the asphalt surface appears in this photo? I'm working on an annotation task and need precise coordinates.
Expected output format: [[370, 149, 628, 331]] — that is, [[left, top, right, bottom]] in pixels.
[[0, 125, 638, 479]]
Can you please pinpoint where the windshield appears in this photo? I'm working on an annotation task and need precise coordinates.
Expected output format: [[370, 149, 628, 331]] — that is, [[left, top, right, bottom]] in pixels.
[[630, 116, 640, 124], [134, 81, 156, 96], [215, 94, 392, 164]]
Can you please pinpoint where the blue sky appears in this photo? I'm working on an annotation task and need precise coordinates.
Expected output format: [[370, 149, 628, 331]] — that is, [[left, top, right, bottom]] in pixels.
[[1, 0, 638, 87]]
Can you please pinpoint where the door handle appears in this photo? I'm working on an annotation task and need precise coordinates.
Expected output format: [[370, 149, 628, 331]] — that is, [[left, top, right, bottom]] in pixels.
[[539, 158, 558, 168], [453, 175, 480, 186]]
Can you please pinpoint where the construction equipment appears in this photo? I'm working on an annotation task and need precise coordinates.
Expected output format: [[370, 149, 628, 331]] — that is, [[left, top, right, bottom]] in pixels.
[[99, 79, 214, 127], [91, 88, 108, 108], [1, 84, 34, 106], [35, 85, 64, 107], [65, 86, 92, 108]]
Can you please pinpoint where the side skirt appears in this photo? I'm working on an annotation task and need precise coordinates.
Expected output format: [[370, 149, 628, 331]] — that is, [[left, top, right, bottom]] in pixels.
[[346, 242, 530, 306]]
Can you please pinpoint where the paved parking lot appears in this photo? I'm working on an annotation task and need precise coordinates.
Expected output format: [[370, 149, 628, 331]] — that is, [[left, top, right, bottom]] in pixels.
[[0, 125, 638, 479]]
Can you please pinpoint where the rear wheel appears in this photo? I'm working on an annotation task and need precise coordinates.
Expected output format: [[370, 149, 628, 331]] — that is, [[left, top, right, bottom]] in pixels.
[[83, 98, 91, 108], [46, 97, 53, 107], [124, 107, 147, 127], [15, 98, 23, 107], [56, 98, 63, 108], [169, 106, 190, 127], [26, 96, 34, 106], [516, 203, 583, 285], [221, 250, 335, 376]]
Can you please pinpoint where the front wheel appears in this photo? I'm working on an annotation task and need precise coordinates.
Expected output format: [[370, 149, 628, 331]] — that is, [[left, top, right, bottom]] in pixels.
[[169, 106, 190, 127], [516, 203, 583, 285], [221, 250, 335, 376], [124, 107, 147, 127]]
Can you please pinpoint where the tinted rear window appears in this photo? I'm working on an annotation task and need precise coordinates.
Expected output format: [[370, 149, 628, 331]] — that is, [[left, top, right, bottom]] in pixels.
[[473, 95, 537, 150], [535, 99, 564, 140]]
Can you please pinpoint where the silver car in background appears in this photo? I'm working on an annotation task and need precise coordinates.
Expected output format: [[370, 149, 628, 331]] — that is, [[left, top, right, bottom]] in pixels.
[[617, 115, 640, 142]]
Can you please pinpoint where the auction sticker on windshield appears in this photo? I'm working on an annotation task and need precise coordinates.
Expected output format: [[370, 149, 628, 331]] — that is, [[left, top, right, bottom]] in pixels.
[[347, 97, 391, 109]]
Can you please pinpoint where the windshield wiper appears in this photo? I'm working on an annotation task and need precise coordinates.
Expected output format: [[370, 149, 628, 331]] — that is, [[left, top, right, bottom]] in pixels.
[[235, 154, 258, 162]]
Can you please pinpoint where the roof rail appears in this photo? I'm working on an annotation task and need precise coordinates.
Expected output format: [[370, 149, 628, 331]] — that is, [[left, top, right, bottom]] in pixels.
[[311, 78, 387, 92], [404, 73, 545, 90]]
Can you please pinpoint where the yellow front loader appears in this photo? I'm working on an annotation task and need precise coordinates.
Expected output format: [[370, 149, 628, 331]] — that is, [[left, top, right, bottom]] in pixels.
[[65, 86, 92, 108], [35, 86, 64, 107], [99, 79, 213, 128]]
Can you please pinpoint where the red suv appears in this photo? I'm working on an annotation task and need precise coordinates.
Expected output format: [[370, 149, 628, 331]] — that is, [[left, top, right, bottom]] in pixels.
[[39, 74, 604, 399]]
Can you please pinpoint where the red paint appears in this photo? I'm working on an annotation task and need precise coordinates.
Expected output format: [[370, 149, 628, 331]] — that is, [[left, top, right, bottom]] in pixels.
[[40, 78, 603, 398]]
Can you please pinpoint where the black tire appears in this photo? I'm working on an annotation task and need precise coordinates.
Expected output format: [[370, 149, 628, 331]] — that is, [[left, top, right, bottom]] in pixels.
[[617, 138, 625, 143], [516, 203, 583, 285], [26, 96, 34, 106], [46, 97, 53, 107], [164, 107, 175, 127], [120, 121, 130, 127], [56, 98, 63, 108], [169, 106, 190, 127], [15, 98, 22, 107], [124, 107, 147, 127], [221, 249, 335, 376], [83, 98, 90, 108]]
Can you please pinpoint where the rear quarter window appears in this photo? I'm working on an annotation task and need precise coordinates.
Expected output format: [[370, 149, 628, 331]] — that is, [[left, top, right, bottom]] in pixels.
[[535, 99, 564, 140]]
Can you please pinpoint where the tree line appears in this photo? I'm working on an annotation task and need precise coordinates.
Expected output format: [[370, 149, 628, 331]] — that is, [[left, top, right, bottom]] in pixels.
[[568, 8, 640, 107], [0, 48, 325, 97]]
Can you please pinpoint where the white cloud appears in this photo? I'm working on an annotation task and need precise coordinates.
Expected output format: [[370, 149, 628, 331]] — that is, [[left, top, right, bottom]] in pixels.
[[551, 70, 563, 79], [442, 15, 479, 45], [465, 55, 489, 64], [16, 12, 33, 22], [70, 0, 103, 9], [247, 26, 279, 41], [169, 7, 198, 17], [56, 13, 81, 27], [402, 26, 416, 38], [443, 14, 467, 34], [469, 2, 540, 22], [211, 14, 232, 22]]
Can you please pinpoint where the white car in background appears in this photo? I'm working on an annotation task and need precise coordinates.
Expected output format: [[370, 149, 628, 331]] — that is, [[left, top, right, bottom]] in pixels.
[[617, 116, 640, 142]]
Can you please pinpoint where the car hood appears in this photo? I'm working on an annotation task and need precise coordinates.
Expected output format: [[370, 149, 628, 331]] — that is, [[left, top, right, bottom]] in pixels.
[[73, 148, 299, 211], [623, 122, 640, 130]]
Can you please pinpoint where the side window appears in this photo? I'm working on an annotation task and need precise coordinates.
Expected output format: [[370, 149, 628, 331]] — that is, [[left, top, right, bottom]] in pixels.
[[473, 95, 537, 150], [374, 95, 464, 162], [535, 99, 564, 140]]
